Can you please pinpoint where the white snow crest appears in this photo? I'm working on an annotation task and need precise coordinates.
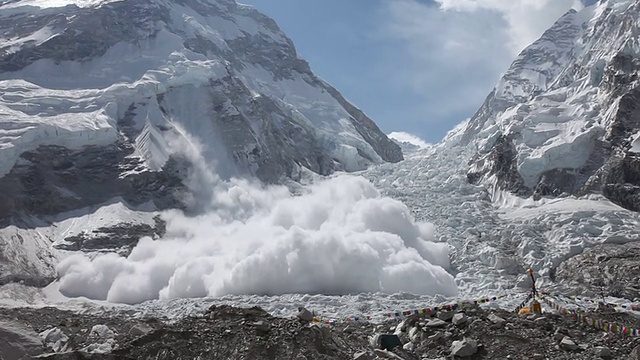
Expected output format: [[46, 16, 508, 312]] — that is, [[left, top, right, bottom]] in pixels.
[[388, 131, 432, 149]]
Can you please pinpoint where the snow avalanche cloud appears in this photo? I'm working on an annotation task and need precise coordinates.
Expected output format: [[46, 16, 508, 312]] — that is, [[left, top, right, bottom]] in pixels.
[[57, 143, 456, 304]]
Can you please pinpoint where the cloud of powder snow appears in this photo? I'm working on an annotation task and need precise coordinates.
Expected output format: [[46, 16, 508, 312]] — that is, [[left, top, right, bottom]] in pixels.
[[57, 126, 457, 304]]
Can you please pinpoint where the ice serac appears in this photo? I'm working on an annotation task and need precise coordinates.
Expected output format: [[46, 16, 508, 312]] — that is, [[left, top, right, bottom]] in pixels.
[[0, 0, 402, 220], [464, 0, 640, 211]]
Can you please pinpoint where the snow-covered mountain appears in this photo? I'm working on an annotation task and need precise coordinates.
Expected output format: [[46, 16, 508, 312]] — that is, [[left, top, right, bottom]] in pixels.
[[464, 0, 640, 211], [0, 0, 402, 222]]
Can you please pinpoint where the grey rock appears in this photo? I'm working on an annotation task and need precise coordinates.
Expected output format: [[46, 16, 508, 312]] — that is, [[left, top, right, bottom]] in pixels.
[[374, 349, 405, 360], [425, 319, 447, 328], [554, 328, 567, 342], [559, 336, 578, 351], [533, 316, 547, 323], [568, 329, 583, 339], [408, 326, 421, 343], [0, 320, 45, 359], [373, 349, 406, 360], [450, 338, 478, 357], [630, 345, 640, 360], [39, 327, 69, 353], [487, 313, 506, 327], [128, 324, 153, 337], [394, 320, 408, 334], [353, 351, 374, 360], [403, 342, 414, 351], [437, 311, 455, 322], [594, 346, 611, 359], [251, 320, 270, 332], [452, 313, 468, 326], [296, 307, 313, 322], [369, 334, 381, 349]]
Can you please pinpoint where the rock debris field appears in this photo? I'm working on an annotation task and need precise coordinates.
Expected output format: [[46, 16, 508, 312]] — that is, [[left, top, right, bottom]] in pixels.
[[1, 300, 640, 359]]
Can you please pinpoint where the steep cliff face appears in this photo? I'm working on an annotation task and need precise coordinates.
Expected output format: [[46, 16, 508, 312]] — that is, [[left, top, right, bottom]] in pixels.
[[0, 0, 402, 221], [463, 0, 640, 211]]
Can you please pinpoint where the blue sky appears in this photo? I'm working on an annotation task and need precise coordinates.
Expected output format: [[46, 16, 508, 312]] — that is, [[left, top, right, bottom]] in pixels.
[[242, 0, 590, 143]]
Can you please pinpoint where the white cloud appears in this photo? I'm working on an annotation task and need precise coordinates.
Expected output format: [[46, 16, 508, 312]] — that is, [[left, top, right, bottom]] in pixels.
[[378, 0, 580, 136], [434, 0, 584, 53], [388, 131, 432, 149], [56, 134, 458, 303]]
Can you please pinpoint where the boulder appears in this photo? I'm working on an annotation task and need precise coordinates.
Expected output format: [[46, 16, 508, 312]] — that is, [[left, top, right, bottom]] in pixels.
[[487, 313, 506, 327], [128, 324, 153, 337], [394, 320, 408, 334], [452, 313, 468, 326], [437, 311, 455, 322], [89, 325, 115, 340], [251, 320, 271, 332], [39, 328, 69, 353], [594, 346, 612, 359], [554, 328, 567, 342], [297, 307, 314, 323], [426, 319, 448, 328], [450, 338, 478, 357], [559, 337, 578, 351], [408, 326, 421, 343], [403, 342, 414, 351], [374, 349, 406, 360]]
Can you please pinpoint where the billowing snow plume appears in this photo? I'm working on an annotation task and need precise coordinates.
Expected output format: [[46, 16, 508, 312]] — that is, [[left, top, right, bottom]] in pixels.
[[388, 132, 432, 149], [56, 140, 456, 303]]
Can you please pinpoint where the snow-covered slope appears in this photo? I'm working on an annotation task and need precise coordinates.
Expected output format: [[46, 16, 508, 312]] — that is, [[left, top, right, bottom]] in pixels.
[[464, 0, 640, 211], [0, 0, 405, 292], [0, 0, 402, 220]]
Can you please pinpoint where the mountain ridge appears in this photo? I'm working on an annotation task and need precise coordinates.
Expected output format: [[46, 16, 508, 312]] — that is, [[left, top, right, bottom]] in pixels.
[[462, 0, 640, 211], [0, 0, 403, 221]]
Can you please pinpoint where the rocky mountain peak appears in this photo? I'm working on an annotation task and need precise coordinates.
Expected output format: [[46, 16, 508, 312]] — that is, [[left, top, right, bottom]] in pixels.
[[0, 0, 402, 221], [462, 0, 640, 211]]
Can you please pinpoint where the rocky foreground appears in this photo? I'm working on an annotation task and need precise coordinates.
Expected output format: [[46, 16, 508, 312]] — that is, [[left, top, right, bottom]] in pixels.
[[1, 300, 640, 360]]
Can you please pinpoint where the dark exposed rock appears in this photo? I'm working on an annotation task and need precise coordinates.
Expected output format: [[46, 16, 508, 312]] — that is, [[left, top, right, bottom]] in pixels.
[[54, 216, 166, 255], [0, 0, 170, 73], [0, 143, 187, 224], [1, 302, 639, 360], [555, 241, 640, 300], [467, 134, 530, 197]]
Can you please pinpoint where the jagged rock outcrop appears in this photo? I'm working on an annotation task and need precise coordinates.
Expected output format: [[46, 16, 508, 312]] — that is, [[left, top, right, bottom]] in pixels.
[[463, 0, 640, 211], [555, 241, 640, 301]]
